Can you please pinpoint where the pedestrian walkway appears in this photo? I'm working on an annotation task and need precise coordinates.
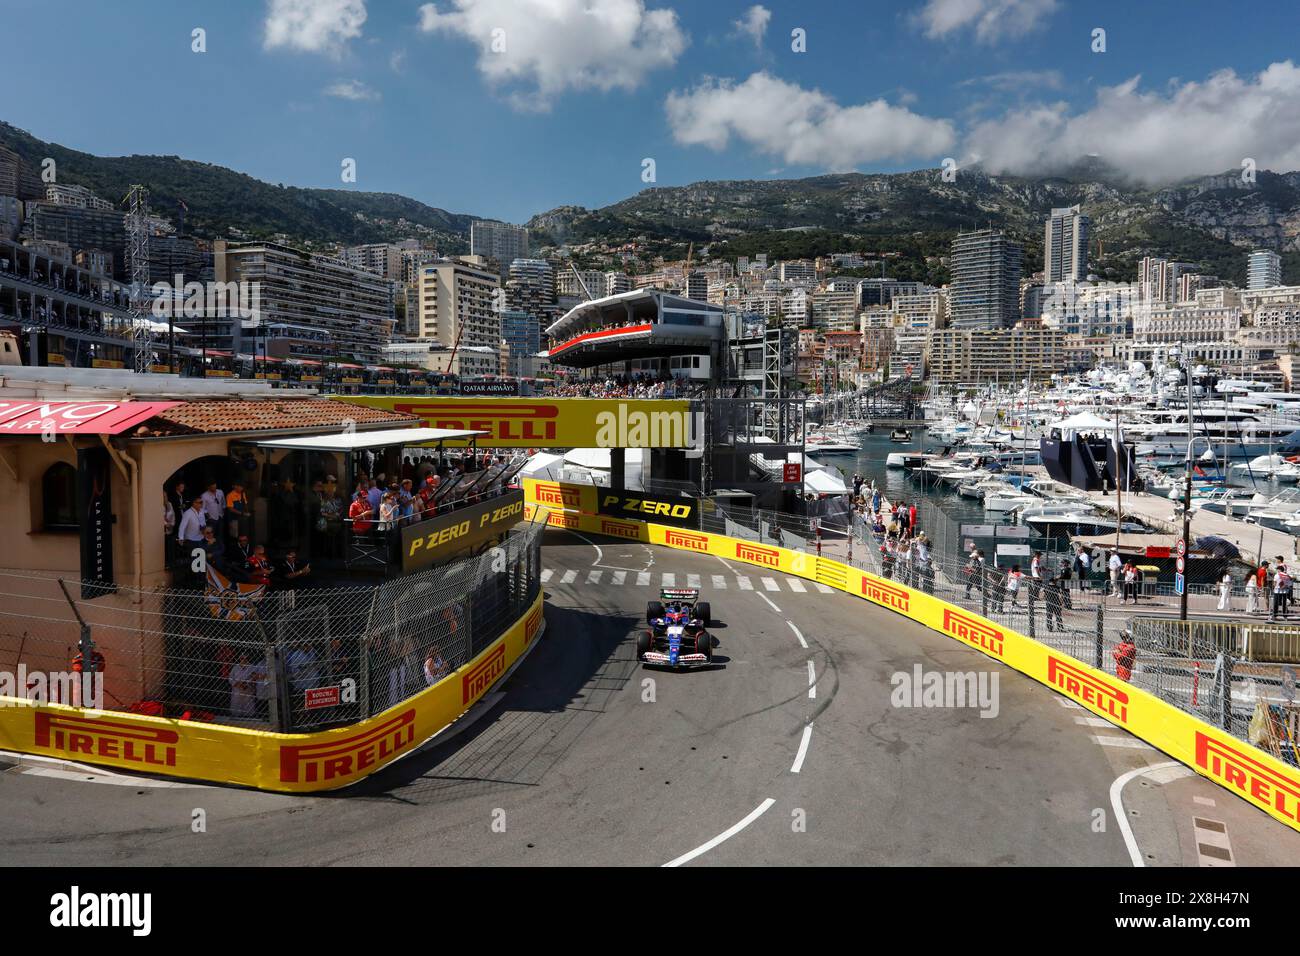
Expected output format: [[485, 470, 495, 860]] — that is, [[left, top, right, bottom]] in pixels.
[[542, 567, 836, 594]]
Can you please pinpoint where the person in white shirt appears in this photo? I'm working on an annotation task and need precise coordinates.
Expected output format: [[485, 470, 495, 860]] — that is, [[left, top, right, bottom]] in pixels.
[[200, 481, 225, 526], [1217, 572, 1233, 612], [1006, 565, 1024, 607], [1107, 550, 1122, 597], [177, 498, 206, 547], [1245, 573, 1259, 615]]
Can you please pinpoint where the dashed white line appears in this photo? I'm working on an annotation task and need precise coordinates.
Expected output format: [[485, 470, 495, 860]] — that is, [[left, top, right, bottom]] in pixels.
[[1054, 698, 1083, 709], [1193, 796, 1217, 807], [636, 572, 651, 587], [787, 621, 808, 649], [541, 569, 553, 583], [711, 574, 728, 590], [662, 573, 676, 586], [758, 592, 783, 614], [611, 571, 626, 586], [786, 578, 806, 593], [762, 577, 780, 592], [687, 573, 701, 588], [662, 798, 777, 868], [807, 660, 817, 699], [559, 569, 577, 585], [791, 724, 814, 774], [737, 576, 754, 591], [586, 570, 602, 584], [814, 583, 834, 594]]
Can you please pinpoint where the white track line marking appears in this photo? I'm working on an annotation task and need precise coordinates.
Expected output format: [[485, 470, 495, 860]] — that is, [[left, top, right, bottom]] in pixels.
[[687, 574, 701, 588], [559, 569, 577, 585], [814, 583, 834, 594], [662, 798, 776, 868], [586, 570, 602, 584], [662, 573, 676, 586], [1054, 698, 1083, 709], [1073, 716, 1113, 727], [1193, 796, 1216, 807], [791, 724, 814, 773], [737, 576, 753, 590], [711, 574, 728, 590], [636, 572, 651, 587], [762, 577, 780, 591], [787, 621, 808, 648], [758, 592, 783, 614], [611, 570, 626, 586], [807, 660, 817, 699], [787, 578, 806, 592], [541, 569, 553, 583], [1111, 761, 1182, 867], [1093, 735, 1152, 750]]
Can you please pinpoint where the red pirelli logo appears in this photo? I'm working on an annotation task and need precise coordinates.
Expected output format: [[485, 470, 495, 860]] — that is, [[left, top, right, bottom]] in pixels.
[[279, 709, 416, 784], [1047, 656, 1128, 723], [524, 606, 543, 644], [735, 542, 781, 567], [600, 518, 641, 539], [463, 644, 506, 705], [547, 511, 578, 529], [396, 402, 559, 442], [34, 712, 179, 767], [533, 481, 580, 508], [941, 608, 1004, 658], [1196, 732, 1300, 822], [863, 577, 910, 613], [665, 529, 709, 552]]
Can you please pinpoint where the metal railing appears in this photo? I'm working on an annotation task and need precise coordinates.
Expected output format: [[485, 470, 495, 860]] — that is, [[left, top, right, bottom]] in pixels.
[[0, 524, 542, 734]]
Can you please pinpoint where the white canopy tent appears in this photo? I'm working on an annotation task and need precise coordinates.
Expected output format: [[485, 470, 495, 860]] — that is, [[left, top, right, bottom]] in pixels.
[[252, 426, 486, 452]]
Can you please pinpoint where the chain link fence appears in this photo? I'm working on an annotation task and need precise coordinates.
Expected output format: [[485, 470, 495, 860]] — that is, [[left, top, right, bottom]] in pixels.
[[697, 492, 1300, 769], [0, 524, 542, 733]]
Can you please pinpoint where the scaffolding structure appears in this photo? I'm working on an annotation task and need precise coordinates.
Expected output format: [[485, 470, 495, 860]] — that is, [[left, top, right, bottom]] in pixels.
[[124, 185, 151, 373]]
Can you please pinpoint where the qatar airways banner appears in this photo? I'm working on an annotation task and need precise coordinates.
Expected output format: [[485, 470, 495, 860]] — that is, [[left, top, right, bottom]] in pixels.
[[0, 401, 179, 436]]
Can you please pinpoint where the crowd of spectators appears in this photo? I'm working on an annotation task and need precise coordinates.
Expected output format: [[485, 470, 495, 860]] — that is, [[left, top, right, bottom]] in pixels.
[[542, 372, 701, 399]]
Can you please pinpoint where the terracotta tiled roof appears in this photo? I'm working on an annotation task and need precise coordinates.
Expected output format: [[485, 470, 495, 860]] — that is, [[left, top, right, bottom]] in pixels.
[[129, 398, 419, 438]]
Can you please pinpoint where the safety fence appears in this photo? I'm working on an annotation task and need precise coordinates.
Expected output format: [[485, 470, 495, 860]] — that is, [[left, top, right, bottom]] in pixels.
[[524, 480, 1300, 831], [0, 525, 543, 734]]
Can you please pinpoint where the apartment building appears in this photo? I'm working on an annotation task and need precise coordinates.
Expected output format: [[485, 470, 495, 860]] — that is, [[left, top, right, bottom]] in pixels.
[[948, 230, 1022, 329], [210, 239, 395, 363], [414, 256, 501, 366], [470, 220, 529, 268], [927, 326, 1064, 384], [1132, 303, 1241, 344], [1044, 205, 1089, 283], [1248, 249, 1282, 290]]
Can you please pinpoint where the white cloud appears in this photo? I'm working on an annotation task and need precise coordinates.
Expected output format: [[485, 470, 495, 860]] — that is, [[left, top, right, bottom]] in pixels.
[[960, 69, 1063, 92], [418, 0, 687, 111], [324, 79, 380, 101], [389, 49, 407, 73], [918, 0, 1058, 44], [732, 5, 771, 49], [666, 72, 956, 169], [966, 61, 1300, 183], [264, 0, 367, 55]]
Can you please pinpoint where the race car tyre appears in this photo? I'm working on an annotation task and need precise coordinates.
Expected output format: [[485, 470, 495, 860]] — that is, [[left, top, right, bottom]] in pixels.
[[696, 630, 711, 660], [695, 601, 711, 626], [646, 601, 664, 624], [636, 630, 652, 659]]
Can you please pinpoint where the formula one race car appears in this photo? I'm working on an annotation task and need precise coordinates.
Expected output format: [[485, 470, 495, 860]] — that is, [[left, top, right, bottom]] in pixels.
[[637, 587, 713, 668]]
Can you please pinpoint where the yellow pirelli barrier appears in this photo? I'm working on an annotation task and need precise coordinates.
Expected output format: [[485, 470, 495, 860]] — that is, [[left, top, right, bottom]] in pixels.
[[529, 504, 1300, 833], [338, 396, 691, 448], [0, 594, 544, 793]]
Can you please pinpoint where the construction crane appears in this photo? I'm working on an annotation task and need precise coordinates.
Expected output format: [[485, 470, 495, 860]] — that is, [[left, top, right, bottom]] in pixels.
[[123, 185, 152, 374]]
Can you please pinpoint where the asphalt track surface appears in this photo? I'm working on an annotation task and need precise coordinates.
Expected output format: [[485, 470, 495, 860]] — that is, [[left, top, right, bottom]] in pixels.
[[1, 529, 1298, 867]]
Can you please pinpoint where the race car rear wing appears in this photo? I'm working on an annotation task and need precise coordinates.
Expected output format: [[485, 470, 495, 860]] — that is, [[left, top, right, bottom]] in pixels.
[[660, 587, 700, 601]]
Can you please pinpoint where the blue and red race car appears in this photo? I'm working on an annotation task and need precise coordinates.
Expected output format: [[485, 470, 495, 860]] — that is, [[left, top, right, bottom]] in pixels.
[[637, 588, 714, 668]]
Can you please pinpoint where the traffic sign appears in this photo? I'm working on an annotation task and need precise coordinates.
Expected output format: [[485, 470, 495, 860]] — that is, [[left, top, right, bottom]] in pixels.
[[1176, 555, 1185, 574], [1175, 572, 1185, 595], [1176, 538, 1186, 558]]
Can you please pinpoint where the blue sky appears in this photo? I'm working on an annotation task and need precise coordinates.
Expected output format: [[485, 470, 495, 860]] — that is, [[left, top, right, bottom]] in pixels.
[[7, 0, 1300, 223]]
